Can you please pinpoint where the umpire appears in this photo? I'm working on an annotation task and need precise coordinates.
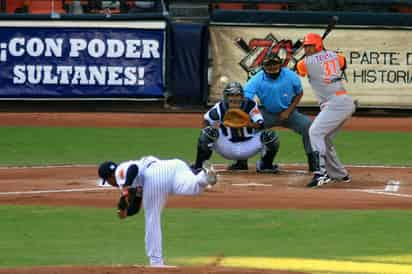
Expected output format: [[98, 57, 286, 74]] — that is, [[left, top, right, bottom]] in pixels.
[[244, 52, 316, 171]]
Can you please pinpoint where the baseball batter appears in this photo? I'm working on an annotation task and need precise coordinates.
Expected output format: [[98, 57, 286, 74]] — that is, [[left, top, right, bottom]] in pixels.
[[296, 33, 356, 187], [98, 156, 217, 266], [192, 81, 279, 173]]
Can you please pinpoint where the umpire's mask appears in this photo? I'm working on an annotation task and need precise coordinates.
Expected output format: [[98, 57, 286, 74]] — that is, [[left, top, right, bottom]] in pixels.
[[263, 53, 282, 80]]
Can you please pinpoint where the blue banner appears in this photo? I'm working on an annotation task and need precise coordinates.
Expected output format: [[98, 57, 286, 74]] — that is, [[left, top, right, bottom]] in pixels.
[[0, 25, 165, 98]]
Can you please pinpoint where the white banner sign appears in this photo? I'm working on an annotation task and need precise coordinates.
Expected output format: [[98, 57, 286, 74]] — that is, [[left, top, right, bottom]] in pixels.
[[210, 26, 412, 108]]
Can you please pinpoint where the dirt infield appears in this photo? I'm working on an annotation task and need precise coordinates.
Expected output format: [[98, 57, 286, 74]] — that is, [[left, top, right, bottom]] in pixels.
[[1, 112, 411, 274]]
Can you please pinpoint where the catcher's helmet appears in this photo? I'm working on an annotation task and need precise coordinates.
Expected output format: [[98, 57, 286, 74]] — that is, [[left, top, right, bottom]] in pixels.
[[98, 161, 117, 185], [303, 33, 323, 52], [223, 82, 244, 107], [223, 82, 243, 97]]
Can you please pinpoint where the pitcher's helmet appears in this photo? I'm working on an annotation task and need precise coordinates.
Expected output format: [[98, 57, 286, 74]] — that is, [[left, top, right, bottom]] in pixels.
[[98, 161, 117, 185], [303, 33, 323, 52]]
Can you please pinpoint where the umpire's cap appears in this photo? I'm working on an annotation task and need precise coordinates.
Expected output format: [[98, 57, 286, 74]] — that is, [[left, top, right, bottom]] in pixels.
[[98, 161, 117, 185]]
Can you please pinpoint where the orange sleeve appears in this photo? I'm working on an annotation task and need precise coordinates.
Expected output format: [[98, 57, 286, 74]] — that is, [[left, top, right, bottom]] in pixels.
[[337, 53, 346, 70], [296, 59, 307, 77]]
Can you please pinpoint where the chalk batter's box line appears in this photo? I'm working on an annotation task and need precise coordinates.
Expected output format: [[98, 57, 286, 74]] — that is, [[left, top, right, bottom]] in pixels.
[[0, 187, 116, 196]]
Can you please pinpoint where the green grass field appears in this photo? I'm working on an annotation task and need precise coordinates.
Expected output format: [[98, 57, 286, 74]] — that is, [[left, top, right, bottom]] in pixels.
[[1, 126, 411, 166], [1, 126, 412, 274]]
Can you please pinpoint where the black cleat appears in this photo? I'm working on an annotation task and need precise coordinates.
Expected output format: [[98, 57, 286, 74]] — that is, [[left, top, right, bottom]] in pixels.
[[306, 173, 331, 188], [256, 160, 279, 174], [339, 174, 352, 183], [190, 164, 203, 175], [227, 160, 248, 171]]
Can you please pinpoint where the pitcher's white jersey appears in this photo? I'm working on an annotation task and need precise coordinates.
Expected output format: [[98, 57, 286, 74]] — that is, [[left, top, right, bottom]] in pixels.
[[115, 156, 160, 189], [115, 160, 140, 188]]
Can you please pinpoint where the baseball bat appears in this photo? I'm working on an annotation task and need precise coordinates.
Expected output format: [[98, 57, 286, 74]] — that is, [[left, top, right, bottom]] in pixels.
[[235, 37, 251, 53], [320, 16, 347, 80], [322, 15, 339, 40]]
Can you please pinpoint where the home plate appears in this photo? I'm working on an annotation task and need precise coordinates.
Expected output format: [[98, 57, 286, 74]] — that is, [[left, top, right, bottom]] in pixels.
[[231, 182, 272, 187], [384, 180, 400, 192]]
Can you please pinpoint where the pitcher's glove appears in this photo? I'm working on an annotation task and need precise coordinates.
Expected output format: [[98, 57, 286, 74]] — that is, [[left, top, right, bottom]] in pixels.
[[117, 188, 142, 219], [118, 195, 129, 211]]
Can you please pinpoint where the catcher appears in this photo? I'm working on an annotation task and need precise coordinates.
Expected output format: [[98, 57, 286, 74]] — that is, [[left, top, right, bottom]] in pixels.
[[192, 81, 279, 173]]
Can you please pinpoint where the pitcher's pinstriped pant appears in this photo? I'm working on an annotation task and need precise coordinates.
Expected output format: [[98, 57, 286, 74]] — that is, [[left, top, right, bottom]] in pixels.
[[142, 159, 209, 266]]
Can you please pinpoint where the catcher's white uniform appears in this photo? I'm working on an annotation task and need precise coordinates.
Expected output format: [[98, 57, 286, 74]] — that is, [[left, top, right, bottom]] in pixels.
[[115, 156, 212, 266]]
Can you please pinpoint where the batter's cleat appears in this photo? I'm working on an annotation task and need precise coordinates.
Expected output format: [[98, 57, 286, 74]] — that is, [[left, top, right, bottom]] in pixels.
[[256, 160, 279, 174], [203, 161, 217, 185], [337, 174, 352, 183], [190, 164, 203, 175], [306, 172, 331, 188], [227, 160, 248, 171]]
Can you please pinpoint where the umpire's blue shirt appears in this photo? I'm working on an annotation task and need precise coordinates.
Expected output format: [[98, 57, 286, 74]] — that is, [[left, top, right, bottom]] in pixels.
[[244, 68, 303, 114]]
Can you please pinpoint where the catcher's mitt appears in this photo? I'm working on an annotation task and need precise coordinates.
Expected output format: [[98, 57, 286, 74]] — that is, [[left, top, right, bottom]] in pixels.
[[223, 108, 251, 128], [223, 108, 262, 129]]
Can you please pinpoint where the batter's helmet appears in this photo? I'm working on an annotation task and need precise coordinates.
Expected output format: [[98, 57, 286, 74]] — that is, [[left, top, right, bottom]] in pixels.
[[98, 161, 117, 185], [303, 33, 323, 52]]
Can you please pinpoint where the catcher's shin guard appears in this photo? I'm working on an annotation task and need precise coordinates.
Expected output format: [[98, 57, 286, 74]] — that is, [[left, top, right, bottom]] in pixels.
[[307, 152, 318, 172], [260, 130, 280, 167], [193, 127, 219, 169], [309, 151, 321, 172]]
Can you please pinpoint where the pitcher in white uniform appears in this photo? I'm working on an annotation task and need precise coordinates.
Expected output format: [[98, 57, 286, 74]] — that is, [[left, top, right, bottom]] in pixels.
[[98, 156, 217, 266], [297, 33, 356, 188], [192, 81, 279, 173]]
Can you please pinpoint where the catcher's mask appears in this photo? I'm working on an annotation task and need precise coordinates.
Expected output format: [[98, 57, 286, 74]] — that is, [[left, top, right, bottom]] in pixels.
[[263, 52, 282, 79], [223, 81, 244, 108], [303, 33, 323, 54], [98, 161, 117, 185]]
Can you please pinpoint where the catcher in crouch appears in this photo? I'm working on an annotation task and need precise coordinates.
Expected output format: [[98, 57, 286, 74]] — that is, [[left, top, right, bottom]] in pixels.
[[192, 81, 279, 173]]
